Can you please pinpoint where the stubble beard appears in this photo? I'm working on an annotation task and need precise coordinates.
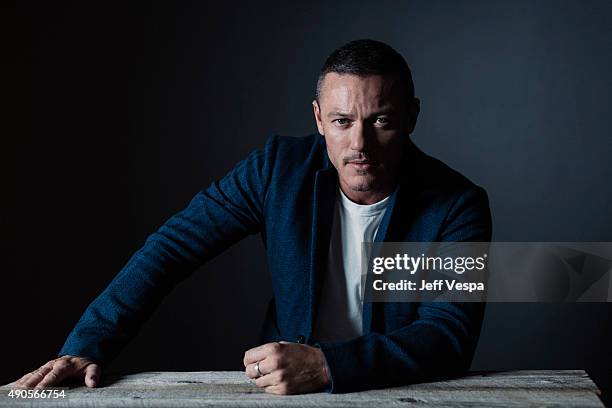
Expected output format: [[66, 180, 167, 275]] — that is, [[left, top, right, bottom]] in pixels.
[[348, 171, 378, 192]]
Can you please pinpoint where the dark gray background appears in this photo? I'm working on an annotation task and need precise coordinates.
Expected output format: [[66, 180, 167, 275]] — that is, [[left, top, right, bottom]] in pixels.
[[3, 1, 611, 405]]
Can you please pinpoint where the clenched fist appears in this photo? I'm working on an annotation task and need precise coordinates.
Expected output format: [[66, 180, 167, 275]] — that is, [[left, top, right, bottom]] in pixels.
[[12, 355, 101, 389], [243, 341, 330, 395]]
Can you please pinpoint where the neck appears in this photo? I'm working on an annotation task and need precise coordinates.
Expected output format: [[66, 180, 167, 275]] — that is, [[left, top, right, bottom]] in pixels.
[[339, 183, 395, 205]]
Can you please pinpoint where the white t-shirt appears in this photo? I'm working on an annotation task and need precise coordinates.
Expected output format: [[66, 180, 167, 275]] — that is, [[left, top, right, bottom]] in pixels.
[[312, 187, 390, 342]]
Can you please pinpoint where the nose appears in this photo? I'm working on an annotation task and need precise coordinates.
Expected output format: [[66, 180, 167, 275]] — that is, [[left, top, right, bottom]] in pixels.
[[349, 121, 371, 152]]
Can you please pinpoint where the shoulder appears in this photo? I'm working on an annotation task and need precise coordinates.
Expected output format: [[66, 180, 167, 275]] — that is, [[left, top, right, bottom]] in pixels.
[[265, 133, 325, 157], [261, 133, 329, 174], [402, 141, 490, 222], [399, 141, 492, 240], [406, 142, 484, 196]]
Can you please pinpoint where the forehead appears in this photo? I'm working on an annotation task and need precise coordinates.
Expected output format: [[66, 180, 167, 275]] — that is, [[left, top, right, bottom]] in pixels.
[[318, 72, 405, 110]]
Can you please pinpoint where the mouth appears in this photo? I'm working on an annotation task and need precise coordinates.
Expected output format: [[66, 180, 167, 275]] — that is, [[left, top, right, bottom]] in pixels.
[[346, 160, 378, 170]]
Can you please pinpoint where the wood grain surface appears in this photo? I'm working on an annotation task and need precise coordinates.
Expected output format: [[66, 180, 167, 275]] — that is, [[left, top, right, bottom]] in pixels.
[[0, 370, 603, 407]]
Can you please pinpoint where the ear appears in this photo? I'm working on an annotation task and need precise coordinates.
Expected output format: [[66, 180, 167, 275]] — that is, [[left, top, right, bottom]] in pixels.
[[312, 100, 325, 136], [407, 97, 420, 134]]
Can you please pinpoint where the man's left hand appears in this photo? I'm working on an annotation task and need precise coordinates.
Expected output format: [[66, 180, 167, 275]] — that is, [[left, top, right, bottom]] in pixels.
[[243, 341, 330, 395]]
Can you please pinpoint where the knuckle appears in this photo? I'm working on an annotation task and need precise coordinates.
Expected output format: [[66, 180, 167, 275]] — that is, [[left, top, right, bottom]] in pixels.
[[30, 370, 44, 379], [246, 351, 257, 363], [54, 360, 71, 371], [247, 366, 256, 379], [19, 373, 32, 382], [267, 356, 279, 370]]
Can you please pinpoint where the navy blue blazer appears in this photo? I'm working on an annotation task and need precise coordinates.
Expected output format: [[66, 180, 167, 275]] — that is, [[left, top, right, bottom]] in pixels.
[[59, 134, 492, 393]]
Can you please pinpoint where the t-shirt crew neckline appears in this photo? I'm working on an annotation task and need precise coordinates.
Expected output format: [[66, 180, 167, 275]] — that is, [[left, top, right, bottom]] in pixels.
[[338, 187, 391, 217]]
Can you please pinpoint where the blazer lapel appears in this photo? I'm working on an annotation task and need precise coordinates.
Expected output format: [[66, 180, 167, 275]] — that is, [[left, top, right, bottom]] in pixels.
[[362, 185, 400, 334], [306, 163, 337, 342]]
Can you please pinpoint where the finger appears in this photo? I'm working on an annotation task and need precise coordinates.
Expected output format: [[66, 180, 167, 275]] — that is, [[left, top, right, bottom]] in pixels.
[[14, 371, 39, 388], [255, 370, 281, 388], [85, 364, 101, 388], [243, 342, 280, 366], [243, 344, 269, 366], [13, 374, 31, 389], [13, 371, 34, 388], [35, 361, 75, 389], [33, 359, 76, 389], [245, 358, 271, 379], [13, 359, 57, 388], [245, 363, 258, 379], [264, 383, 289, 395], [20, 363, 55, 388], [35, 368, 63, 389]]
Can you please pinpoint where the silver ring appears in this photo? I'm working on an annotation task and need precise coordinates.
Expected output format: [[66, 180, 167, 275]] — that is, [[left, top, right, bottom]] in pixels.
[[255, 361, 263, 377]]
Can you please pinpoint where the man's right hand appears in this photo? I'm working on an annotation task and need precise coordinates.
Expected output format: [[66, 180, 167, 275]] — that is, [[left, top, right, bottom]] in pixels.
[[12, 355, 101, 389]]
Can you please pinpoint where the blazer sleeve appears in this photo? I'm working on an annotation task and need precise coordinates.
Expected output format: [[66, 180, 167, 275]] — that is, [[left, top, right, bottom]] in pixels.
[[58, 137, 278, 364], [317, 186, 492, 393]]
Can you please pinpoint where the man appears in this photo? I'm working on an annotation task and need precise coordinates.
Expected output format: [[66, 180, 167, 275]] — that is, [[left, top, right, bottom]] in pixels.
[[13, 39, 491, 394]]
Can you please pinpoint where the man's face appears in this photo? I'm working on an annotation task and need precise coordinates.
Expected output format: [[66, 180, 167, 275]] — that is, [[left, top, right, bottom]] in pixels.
[[313, 73, 418, 204]]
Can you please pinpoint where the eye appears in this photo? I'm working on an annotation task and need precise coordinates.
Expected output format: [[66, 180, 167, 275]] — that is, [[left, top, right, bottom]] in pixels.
[[333, 118, 351, 127], [375, 117, 389, 125]]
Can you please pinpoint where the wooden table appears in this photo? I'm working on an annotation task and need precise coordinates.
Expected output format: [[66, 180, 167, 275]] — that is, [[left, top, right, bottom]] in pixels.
[[0, 370, 603, 407]]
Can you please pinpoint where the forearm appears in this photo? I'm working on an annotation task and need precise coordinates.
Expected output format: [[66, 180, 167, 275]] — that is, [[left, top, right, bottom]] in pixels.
[[59, 197, 218, 363], [59, 143, 273, 363], [318, 185, 491, 393], [318, 301, 484, 393]]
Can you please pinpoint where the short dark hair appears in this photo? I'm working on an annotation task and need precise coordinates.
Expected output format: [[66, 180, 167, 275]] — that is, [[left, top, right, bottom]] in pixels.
[[315, 39, 415, 102]]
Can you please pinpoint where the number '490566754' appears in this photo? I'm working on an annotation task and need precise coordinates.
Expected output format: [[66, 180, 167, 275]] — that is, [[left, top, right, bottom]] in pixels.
[[8, 389, 66, 399]]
